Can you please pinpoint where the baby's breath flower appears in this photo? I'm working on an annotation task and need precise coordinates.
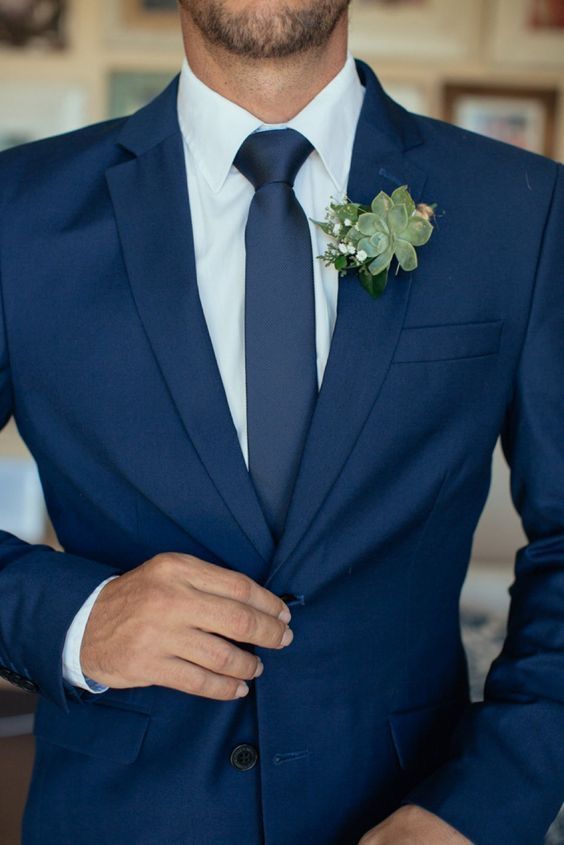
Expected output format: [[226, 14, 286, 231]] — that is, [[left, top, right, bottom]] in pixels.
[[344, 218, 352, 227], [338, 243, 348, 254], [356, 249, 368, 262], [346, 244, 356, 254]]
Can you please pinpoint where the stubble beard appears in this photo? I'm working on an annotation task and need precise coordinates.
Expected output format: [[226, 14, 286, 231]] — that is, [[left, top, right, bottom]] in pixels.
[[178, 0, 351, 60]]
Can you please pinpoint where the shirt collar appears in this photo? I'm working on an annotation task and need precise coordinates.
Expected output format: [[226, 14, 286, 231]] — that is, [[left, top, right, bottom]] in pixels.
[[177, 50, 365, 195]]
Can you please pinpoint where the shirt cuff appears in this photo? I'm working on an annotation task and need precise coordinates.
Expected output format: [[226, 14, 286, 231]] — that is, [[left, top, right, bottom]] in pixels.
[[61, 575, 120, 693]]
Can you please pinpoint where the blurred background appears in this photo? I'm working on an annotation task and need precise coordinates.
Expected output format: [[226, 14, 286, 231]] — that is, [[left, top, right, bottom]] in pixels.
[[0, 0, 563, 842]]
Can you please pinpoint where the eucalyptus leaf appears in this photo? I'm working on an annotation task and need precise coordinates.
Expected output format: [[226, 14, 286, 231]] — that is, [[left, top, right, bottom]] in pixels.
[[394, 239, 418, 272], [342, 203, 360, 222], [370, 191, 393, 217], [403, 214, 433, 246], [391, 186, 416, 215], [309, 218, 333, 235], [387, 203, 409, 234]]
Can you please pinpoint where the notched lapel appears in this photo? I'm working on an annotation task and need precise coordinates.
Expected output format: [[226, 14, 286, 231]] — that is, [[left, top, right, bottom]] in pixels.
[[106, 127, 275, 573], [264, 60, 429, 585]]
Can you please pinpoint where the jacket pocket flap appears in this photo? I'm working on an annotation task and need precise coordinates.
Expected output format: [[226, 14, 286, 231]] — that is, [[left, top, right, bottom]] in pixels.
[[387, 697, 466, 771], [392, 319, 503, 363], [33, 694, 151, 766]]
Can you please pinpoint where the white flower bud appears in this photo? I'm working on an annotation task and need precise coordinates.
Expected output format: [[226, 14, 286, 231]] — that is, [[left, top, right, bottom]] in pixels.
[[356, 249, 368, 262], [344, 218, 353, 227], [338, 243, 349, 254], [347, 244, 356, 254]]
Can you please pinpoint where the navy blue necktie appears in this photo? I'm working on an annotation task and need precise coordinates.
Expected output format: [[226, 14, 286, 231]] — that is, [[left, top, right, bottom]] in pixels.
[[233, 128, 317, 541]]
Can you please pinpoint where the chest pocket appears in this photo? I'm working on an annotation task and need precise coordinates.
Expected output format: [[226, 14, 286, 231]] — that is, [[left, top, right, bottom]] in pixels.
[[392, 319, 503, 364]]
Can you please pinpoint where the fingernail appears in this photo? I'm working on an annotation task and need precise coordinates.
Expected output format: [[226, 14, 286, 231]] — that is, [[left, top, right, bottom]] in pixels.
[[236, 682, 249, 697], [253, 659, 264, 678], [281, 627, 294, 647], [278, 607, 292, 623]]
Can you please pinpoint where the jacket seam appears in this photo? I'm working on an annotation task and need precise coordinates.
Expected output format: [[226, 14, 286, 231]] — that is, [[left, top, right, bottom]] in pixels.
[[0, 187, 16, 419], [503, 162, 561, 416]]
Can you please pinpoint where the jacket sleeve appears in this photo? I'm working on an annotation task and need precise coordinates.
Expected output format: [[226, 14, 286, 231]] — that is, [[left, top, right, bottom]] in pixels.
[[0, 243, 122, 714], [399, 162, 564, 845]]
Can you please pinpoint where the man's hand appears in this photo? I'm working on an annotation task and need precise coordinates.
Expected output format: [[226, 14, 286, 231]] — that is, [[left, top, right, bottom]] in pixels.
[[80, 552, 293, 700], [358, 804, 473, 844]]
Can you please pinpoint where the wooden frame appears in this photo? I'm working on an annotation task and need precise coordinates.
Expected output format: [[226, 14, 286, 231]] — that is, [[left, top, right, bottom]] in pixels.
[[491, 0, 564, 67], [122, 0, 179, 31], [443, 82, 559, 158], [0, 81, 86, 151], [108, 69, 177, 118], [349, 0, 482, 59]]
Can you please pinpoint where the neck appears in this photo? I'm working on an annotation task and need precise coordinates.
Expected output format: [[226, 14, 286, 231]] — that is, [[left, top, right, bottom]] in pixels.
[[179, 10, 349, 124]]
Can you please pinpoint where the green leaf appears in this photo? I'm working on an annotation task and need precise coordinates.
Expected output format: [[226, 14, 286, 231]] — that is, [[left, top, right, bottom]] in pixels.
[[387, 203, 409, 234], [391, 185, 416, 215], [309, 218, 335, 236], [334, 254, 348, 271], [359, 266, 389, 298], [367, 244, 394, 276], [403, 214, 433, 246], [394, 238, 418, 272], [342, 203, 361, 222], [370, 191, 393, 217]]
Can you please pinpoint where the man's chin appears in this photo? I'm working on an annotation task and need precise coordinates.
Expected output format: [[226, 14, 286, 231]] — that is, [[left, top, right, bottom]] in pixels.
[[181, 0, 350, 61]]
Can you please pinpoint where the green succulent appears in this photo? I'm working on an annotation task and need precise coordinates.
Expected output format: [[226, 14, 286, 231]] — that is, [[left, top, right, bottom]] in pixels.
[[354, 186, 434, 297], [311, 185, 436, 299]]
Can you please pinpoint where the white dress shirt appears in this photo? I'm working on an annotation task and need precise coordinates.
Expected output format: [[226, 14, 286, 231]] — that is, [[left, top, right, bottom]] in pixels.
[[62, 50, 366, 692]]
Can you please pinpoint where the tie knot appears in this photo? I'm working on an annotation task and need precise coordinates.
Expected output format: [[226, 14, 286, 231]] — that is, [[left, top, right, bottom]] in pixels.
[[233, 128, 314, 191]]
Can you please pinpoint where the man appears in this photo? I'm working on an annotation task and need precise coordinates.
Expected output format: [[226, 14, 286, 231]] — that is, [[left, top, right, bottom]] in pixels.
[[0, 1, 562, 843]]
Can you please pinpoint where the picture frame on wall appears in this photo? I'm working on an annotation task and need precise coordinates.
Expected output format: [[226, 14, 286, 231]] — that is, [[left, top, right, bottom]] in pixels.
[[382, 80, 429, 115], [104, 0, 182, 50], [443, 82, 559, 158], [349, 0, 481, 59], [491, 0, 564, 66], [0, 82, 86, 151], [108, 70, 177, 118], [0, 0, 67, 50], [122, 0, 179, 30]]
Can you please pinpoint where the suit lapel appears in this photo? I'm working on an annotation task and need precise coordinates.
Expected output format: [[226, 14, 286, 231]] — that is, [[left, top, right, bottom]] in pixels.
[[106, 89, 276, 573], [264, 60, 428, 586], [105, 61, 428, 584]]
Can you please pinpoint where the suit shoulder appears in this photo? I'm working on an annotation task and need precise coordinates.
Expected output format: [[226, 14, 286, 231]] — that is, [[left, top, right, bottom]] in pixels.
[[410, 111, 559, 192], [0, 116, 128, 203]]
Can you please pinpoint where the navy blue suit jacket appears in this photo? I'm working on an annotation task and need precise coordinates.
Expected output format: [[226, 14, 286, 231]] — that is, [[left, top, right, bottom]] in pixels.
[[0, 58, 563, 845]]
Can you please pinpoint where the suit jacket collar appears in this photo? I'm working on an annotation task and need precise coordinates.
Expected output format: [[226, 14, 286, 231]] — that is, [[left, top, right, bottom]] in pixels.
[[116, 57, 424, 159], [107, 58, 428, 586]]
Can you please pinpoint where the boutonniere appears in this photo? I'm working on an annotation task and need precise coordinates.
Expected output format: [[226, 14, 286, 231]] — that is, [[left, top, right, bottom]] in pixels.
[[310, 185, 436, 299]]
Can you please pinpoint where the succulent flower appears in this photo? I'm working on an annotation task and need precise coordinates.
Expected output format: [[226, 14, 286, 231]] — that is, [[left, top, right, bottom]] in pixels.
[[310, 185, 436, 299]]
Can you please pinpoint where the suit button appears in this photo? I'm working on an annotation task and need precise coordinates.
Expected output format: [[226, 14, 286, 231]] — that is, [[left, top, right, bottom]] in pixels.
[[230, 743, 258, 771], [0, 665, 38, 693]]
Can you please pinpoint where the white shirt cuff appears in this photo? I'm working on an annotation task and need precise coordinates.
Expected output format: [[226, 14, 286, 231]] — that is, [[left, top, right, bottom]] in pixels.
[[62, 575, 120, 693]]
